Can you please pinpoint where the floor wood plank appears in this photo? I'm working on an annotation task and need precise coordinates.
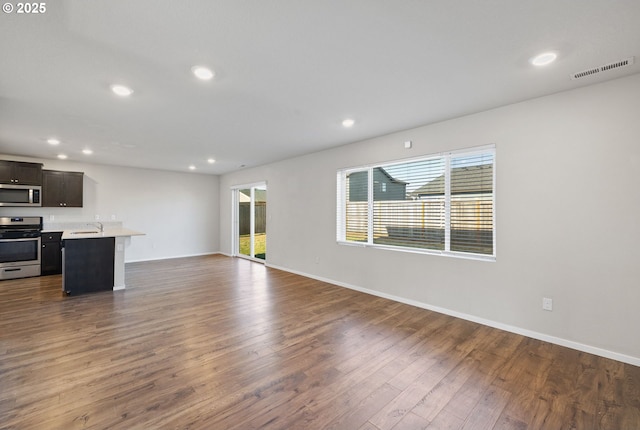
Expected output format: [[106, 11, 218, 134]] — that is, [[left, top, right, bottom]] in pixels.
[[0, 255, 638, 429]]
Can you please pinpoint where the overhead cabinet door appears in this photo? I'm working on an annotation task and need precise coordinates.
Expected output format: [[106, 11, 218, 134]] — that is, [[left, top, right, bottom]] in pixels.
[[42, 170, 84, 207], [0, 160, 43, 185]]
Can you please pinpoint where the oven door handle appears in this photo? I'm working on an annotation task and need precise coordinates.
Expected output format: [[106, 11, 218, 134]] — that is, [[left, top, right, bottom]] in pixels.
[[0, 237, 41, 243]]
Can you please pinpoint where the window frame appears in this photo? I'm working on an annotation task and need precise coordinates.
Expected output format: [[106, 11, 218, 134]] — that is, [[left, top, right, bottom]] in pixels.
[[336, 144, 496, 262]]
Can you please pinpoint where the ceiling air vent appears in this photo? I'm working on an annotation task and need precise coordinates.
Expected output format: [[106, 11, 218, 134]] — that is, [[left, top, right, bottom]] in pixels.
[[570, 56, 635, 80]]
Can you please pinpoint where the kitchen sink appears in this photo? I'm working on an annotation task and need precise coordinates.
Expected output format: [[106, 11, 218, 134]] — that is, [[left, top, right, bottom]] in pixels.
[[70, 231, 100, 234]]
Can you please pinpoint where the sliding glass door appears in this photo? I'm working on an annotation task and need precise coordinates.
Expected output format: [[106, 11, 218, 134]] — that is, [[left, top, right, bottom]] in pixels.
[[234, 183, 267, 261]]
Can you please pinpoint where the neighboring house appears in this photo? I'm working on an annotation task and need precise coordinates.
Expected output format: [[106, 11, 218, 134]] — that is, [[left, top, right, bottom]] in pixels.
[[348, 167, 408, 201], [412, 164, 493, 197], [407, 163, 494, 253]]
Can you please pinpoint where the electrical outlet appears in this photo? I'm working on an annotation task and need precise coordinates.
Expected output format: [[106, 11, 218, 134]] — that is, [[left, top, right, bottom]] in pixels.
[[95, 214, 101, 221], [49, 214, 55, 221], [111, 214, 117, 220], [542, 297, 553, 311]]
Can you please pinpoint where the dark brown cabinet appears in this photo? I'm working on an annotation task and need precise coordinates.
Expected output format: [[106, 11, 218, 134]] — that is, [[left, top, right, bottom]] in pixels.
[[0, 160, 43, 185], [63, 237, 115, 295], [42, 170, 84, 207], [41, 232, 63, 275]]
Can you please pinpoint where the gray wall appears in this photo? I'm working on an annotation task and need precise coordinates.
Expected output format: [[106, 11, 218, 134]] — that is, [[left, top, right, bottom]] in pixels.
[[220, 73, 640, 364], [0, 157, 220, 262]]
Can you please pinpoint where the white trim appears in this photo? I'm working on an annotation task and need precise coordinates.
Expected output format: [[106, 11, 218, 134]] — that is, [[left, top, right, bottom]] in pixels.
[[231, 188, 239, 256], [236, 254, 266, 264], [444, 154, 451, 251], [231, 181, 267, 260], [492, 148, 497, 258], [336, 145, 496, 260], [336, 172, 346, 241], [265, 262, 640, 367], [250, 187, 256, 257], [336, 240, 496, 262], [367, 168, 374, 244]]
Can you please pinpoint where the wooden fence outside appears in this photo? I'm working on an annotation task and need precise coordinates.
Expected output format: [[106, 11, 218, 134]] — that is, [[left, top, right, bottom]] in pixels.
[[346, 196, 492, 242], [239, 202, 266, 235]]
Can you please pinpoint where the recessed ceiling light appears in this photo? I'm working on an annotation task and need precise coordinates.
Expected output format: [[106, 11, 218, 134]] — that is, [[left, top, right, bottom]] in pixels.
[[207, 158, 215, 164], [191, 66, 214, 80], [47, 138, 60, 145], [530, 52, 558, 67], [57, 154, 68, 160], [188, 165, 196, 170], [342, 118, 355, 128], [110, 84, 133, 97], [82, 149, 93, 155]]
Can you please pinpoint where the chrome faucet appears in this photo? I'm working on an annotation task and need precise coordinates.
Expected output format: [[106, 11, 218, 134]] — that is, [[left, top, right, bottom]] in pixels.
[[91, 222, 104, 232]]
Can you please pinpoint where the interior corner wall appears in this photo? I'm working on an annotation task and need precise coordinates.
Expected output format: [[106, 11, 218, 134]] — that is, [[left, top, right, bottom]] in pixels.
[[219, 72, 640, 363], [0, 158, 220, 262]]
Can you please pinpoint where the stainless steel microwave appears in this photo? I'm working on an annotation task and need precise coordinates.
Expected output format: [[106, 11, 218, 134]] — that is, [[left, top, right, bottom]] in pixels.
[[0, 184, 42, 206]]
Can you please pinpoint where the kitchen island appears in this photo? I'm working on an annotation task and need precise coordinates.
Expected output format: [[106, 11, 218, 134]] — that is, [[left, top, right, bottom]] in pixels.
[[61, 227, 144, 295]]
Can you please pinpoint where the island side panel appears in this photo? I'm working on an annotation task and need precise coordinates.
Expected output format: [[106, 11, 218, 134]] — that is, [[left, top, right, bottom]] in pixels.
[[63, 237, 115, 295], [113, 236, 126, 290]]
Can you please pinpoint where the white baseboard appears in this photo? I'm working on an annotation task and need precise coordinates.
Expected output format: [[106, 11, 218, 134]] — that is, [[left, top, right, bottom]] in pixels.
[[266, 262, 640, 367]]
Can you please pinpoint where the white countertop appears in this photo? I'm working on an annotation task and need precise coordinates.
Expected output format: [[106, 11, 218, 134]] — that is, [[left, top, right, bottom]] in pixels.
[[61, 228, 145, 240]]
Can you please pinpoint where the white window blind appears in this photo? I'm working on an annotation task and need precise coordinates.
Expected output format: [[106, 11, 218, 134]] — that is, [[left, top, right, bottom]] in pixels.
[[336, 145, 495, 260], [345, 169, 369, 243]]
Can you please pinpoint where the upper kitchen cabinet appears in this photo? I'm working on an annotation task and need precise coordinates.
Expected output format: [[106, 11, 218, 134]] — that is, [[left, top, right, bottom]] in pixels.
[[42, 170, 84, 207], [0, 160, 43, 185]]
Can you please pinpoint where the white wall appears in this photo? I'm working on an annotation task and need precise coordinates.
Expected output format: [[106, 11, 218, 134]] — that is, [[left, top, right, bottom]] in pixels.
[[0, 158, 219, 262], [219, 73, 640, 364]]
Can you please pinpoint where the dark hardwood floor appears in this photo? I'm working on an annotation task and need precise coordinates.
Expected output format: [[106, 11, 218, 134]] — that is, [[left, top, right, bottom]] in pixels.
[[1, 255, 638, 429]]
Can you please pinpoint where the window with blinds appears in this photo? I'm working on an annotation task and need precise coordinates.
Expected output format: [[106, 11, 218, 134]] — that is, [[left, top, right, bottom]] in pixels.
[[336, 145, 495, 260]]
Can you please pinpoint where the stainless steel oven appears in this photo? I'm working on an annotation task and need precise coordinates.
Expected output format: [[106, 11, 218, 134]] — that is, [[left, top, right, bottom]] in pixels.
[[0, 216, 42, 280]]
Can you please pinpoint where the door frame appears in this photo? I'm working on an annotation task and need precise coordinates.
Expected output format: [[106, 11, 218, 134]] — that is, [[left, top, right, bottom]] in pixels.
[[231, 181, 267, 263]]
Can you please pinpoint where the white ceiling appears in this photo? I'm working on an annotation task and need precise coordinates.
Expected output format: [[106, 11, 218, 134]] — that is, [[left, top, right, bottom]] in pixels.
[[1, 0, 639, 175]]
